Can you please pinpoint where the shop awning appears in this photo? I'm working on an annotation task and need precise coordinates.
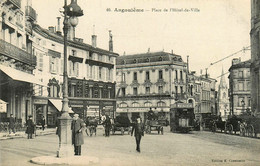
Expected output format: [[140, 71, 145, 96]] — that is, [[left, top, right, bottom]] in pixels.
[[49, 99, 74, 113], [0, 65, 45, 86]]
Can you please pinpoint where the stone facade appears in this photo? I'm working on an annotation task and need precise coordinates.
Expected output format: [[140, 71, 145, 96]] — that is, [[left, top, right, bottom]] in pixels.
[[229, 58, 251, 115], [250, 0, 260, 115], [116, 51, 187, 121]]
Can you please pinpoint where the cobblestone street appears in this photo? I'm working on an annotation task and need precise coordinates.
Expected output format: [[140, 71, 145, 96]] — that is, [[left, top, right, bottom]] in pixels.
[[0, 127, 260, 166]]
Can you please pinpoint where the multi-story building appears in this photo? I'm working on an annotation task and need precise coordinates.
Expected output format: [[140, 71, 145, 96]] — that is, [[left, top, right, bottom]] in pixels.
[[31, 23, 118, 126], [250, 0, 260, 116], [116, 51, 187, 121], [229, 58, 251, 115], [0, 0, 42, 123], [187, 71, 201, 119], [217, 68, 230, 120]]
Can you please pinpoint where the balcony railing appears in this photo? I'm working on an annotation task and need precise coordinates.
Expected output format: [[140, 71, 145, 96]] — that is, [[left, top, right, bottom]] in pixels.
[[25, 6, 37, 21], [0, 39, 36, 66], [6, 0, 21, 9]]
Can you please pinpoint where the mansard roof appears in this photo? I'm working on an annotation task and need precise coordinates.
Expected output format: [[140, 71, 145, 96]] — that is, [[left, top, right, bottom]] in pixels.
[[32, 24, 119, 57], [229, 59, 251, 71], [116, 51, 185, 65]]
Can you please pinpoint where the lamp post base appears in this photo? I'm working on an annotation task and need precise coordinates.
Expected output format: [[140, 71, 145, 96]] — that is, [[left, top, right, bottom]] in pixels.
[[57, 143, 74, 158]]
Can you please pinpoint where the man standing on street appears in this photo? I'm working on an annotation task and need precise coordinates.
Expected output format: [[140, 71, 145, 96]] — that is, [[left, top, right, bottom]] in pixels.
[[8, 114, 15, 134], [131, 116, 144, 152], [71, 114, 85, 156], [26, 115, 35, 139], [41, 116, 46, 131]]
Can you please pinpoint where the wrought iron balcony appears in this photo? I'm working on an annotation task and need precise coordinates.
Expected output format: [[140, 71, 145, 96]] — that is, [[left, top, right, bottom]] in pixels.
[[0, 39, 36, 66], [6, 0, 21, 9], [25, 6, 37, 21]]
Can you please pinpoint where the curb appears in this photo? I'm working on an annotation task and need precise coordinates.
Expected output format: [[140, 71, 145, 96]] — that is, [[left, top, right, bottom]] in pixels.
[[30, 155, 99, 165]]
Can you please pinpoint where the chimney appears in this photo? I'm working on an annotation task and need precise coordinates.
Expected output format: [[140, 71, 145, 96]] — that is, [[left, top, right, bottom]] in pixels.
[[48, 26, 55, 33], [232, 58, 241, 65], [109, 30, 113, 52], [147, 48, 150, 53], [92, 35, 97, 47], [56, 17, 62, 35], [171, 50, 173, 54]]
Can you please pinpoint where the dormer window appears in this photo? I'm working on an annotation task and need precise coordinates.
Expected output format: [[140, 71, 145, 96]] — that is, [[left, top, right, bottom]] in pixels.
[[146, 58, 150, 62], [159, 57, 162, 61], [133, 59, 137, 63]]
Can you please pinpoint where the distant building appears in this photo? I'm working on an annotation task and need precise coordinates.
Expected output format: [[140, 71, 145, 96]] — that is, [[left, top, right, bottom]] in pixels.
[[116, 51, 188, 121], [217, 68, 230, 120], [250, 0, 260, 116], [229, 58, 251, 115]]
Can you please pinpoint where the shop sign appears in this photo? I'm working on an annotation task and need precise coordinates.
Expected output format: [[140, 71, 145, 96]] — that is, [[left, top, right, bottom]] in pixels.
[[70, 100, 83, 105], [34, 99, 48, 104], [103, 101, 114, 106], [88, 101, 100, 105]]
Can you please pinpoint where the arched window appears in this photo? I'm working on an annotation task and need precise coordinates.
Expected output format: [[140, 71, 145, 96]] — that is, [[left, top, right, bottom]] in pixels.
[[119, 102, 128, 107], [157, 101, 166, 107], [132, 102, 140, 107], [144, 102, 152, 107]]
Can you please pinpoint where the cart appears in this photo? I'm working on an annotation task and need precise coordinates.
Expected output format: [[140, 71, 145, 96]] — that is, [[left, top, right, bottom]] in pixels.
[[145, 120, 163, 134], [111, 115, 131, 135]]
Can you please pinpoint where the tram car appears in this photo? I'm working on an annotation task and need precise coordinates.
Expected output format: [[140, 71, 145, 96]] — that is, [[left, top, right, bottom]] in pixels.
[[170, 102, 195, 133]]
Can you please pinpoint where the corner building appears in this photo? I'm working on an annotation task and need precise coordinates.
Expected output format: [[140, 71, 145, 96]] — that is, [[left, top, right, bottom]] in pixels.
[[116, 51, 187, 121]]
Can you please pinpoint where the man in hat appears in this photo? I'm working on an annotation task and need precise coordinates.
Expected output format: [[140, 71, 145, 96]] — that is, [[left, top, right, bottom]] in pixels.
[[26, 115, 35, 139], [131, 116, 145, 152], [8, 114, 15, 134], [71, 114, 85, 155]]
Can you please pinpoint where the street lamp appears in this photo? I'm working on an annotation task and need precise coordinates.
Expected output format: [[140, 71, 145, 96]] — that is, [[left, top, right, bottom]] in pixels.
[[58, 0, 83, 158]]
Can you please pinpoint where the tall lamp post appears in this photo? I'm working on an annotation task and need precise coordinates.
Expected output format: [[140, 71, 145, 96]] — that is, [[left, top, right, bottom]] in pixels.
[[58, 0, 83, 158]]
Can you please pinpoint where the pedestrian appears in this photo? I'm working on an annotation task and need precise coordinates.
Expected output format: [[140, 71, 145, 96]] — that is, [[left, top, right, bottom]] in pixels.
[[8, 114, 15, 134], [71, 114, 85, 156], [131, 116, 145, 152], [26, 115, 35, 139], [41, 116, 46, 131], [104, 115, 111, 137], [55, 117, 61, 147]]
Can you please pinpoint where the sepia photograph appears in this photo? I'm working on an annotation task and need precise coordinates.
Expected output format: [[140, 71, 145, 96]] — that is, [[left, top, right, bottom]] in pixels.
[[0, 0, 260, 165]]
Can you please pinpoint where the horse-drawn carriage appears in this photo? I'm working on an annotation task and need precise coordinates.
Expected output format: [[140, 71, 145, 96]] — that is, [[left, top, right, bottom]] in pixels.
[[111, 115, 131, 135], [238, 114, 260, 138], [85, 117, 98, 136], [145, 119, 164, 134]]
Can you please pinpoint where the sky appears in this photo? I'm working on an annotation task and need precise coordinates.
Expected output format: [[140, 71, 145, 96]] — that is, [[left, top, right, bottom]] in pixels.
[[33, 0, 251, 86]]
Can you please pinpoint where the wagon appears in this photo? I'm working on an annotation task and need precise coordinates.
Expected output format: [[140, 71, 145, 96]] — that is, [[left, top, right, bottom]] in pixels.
[[111, 115, 131, 135], [145, 119, 163, 134], [211, 116, 226, 133], [85, 117, 98, 136], [225, 115, 242, 134], [239, 115, 260, 138]]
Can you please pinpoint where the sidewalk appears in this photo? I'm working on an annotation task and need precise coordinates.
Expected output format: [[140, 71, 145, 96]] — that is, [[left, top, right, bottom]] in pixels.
[[0, 128, 56, 140]]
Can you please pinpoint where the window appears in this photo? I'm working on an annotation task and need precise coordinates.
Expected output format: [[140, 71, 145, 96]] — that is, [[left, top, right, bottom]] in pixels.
[[133, 72, 137, 81], [175, 86, 178, 94], [133, 87, 138, 95], [132, 102, 139, 107], [122, 73, 125, 82], [159, 70, 163, 79], [71, 84, 76, 97], [122, 88, 126, 97], [144, 102, 152, 107], [119, 102, 127, 107], [145, 87, 150, 94], [89, 54, 93, 60], [89, 65, 93, 78], [238, 71, 243, 78], [238, 97, 245, 107], [180, 71, 183, 80], [158, 86, 163, 94], [180, 86, 183, 94], [157, 101, 166, 107], [99, 67, 102, 79], [247, 81, 251, 90], [238, 82, 244, 91], [50, 56, 59, 73], [98, 55, 102, 61], [69, 61, 79, 76], [38, 53, 43, 71], [175, 70, 178, 80], [106, 68, 109, 81], [146, 71, 150, 80]]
